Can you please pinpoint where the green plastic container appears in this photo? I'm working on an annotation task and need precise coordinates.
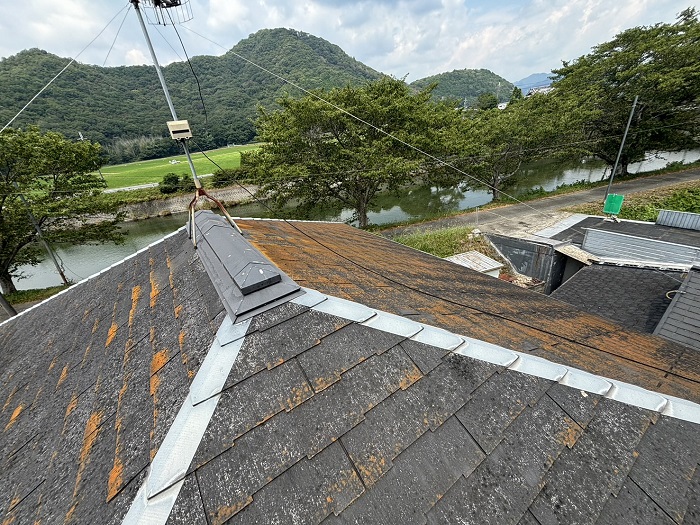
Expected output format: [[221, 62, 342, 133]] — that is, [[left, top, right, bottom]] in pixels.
[[603, 193, 624, 215]]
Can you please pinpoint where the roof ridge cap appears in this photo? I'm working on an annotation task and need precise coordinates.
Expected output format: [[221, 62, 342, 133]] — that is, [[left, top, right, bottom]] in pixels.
[[292, 288, 700, 425]]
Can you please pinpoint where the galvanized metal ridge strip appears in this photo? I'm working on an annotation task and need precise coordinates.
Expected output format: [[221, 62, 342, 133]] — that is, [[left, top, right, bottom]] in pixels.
[[533, 213, 593, 238], [584, 227, 700, 249], [595, 258, 692, 271], [305, 292, 700, 425], [0, 226, 188, 329], [122, 317, 251, 525]]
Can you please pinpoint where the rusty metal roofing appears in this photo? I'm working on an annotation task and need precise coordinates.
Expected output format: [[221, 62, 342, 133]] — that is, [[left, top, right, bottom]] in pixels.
[[1, 212, 699, 524]]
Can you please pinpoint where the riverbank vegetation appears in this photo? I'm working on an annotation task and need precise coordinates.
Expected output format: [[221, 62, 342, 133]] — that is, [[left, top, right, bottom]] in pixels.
[[565, 179, 700, 221], [247, 9, 700, 225]]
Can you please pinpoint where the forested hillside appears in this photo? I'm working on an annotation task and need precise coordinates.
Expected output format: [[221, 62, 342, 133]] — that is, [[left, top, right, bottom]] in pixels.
[[0, 29, 380, 162], [1, 28, 520, 163], [410, 69, 514, 106]]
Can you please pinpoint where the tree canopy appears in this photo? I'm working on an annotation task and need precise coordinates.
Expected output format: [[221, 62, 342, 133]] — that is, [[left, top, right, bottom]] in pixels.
[[551, 8, 700, 175], [247, 77, 459, 227], [0, 127, 124, 293]]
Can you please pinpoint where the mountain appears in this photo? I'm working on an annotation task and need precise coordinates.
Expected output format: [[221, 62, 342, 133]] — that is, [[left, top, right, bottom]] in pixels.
[[513, 73, 552, 92], [0, 29, 381, 158], [409, 69, 514, 107]]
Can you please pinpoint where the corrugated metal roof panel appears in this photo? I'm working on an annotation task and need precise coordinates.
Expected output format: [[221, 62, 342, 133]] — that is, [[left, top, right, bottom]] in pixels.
[[582, 228, 700, 266], [657, 209, 700, 231], [445, 251, 503, 273]]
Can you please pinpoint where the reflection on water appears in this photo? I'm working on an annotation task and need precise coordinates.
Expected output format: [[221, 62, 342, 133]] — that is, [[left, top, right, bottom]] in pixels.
[[16, 150, 700, 290]]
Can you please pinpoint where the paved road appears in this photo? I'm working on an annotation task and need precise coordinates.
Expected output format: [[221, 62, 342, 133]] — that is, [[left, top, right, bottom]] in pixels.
[[383, 168, 700, 239]]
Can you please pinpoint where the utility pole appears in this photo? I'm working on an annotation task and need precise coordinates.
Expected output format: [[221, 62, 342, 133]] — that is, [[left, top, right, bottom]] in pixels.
[[0, 292, 17, 317], [12, 182, 69, 286], [605, 95, 639, 201]]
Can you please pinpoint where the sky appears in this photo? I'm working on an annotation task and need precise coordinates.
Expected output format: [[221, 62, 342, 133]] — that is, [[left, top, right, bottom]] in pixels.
[[0, 0, 693, 83]]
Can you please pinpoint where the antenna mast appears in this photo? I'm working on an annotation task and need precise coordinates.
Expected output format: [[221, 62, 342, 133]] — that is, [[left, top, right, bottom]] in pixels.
[[129, 0, 240, 243]]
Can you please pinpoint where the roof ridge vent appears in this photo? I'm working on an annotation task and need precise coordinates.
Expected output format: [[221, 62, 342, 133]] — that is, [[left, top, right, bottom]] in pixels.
[[192, 211, 302, 321]]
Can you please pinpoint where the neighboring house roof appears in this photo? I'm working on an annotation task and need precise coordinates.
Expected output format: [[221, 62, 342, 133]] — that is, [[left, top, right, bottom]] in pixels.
[[444, 250, 503, 274], [550, 264, 683, 333], [655, 266, 700, 349], [237, 219, 700, 403], [550, 216, 700, 248], [1, 212, 699, 524]]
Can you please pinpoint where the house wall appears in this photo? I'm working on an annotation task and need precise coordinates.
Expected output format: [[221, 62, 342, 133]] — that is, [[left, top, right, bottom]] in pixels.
[[487, 234, 568, 294]]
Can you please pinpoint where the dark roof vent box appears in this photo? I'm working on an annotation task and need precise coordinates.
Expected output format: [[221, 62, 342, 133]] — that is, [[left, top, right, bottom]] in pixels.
[[192, 211, 301, 320]]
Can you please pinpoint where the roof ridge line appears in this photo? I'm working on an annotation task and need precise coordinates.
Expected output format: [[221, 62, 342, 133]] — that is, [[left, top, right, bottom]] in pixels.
[[0, 226, 187, 329], [291, 288, 700, 425], [122, 316, 252, 524]]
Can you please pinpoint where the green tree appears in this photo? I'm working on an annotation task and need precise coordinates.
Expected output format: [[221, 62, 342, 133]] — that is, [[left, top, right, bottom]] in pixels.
[[452, 94, 572, 199], [475, 93, 499, 111], [0, 127, 124, 293], [552, 8, 700, 176], [248, 77, 457, 227], [509, 87, 523, 103]]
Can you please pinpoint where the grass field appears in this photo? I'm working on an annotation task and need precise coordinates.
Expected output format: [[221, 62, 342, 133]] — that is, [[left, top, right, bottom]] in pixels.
[[100, 144, 259, 189]]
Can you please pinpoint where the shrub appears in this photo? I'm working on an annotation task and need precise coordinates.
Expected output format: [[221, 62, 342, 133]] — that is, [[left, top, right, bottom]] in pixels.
[[159, 172, 181, 194]]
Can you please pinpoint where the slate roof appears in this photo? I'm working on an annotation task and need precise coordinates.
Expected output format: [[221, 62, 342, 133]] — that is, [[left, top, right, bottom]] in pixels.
[[655, 266, 700, 349], [237, 219, 700, 403], [1, 212, 699, 525], [550, 216, 700, 247], [550, 264, 684, 333]]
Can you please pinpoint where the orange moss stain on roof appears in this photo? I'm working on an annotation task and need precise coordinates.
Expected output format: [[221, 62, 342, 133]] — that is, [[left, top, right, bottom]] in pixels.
[[48, 356, 57, 372], [4, 404, 24, 431], [213, 497, 253, 525], [399, 365, 423, 391], [149, 260, 160, 308], [62, 392, 79, 435], [70, 410, 103, 506], [2, 385, 18, 413], [105, 322, 119, 348], [174, 304, 183, 319], [286, 384, 313, 410], [107, 456, 124, 503], [91, 318, 99, 334], [57, 365, 69, 389], [356, 454, 388, 486], [151, 348, 169, 378], [128, 286, 142, 328], [149, 348, 169, 461], [557, 418, 583, 449], [166, 255, 174, 290]]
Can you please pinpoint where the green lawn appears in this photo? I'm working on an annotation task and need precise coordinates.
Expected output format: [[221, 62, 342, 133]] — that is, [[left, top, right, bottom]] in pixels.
[[100, 145, 259, 189]]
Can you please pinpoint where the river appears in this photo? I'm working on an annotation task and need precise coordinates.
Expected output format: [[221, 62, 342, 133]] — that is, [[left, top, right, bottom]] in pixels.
[[16, 150, 700, 290]]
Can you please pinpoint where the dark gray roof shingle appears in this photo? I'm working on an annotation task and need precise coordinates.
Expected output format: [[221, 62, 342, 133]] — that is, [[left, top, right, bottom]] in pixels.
[[551, 264, 683, 333], [655, 266, 700, 349], [1, 212, 699, 525]]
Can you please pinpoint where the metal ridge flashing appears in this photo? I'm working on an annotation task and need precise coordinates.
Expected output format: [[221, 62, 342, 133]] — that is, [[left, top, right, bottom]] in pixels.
[[291, 289, 700, 425], [123, 316, 251, 524], [192, 210, 303, 322]]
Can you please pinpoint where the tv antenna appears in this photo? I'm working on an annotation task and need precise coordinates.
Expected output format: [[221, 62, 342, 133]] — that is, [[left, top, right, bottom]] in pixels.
[[129, 0, 240, 245]]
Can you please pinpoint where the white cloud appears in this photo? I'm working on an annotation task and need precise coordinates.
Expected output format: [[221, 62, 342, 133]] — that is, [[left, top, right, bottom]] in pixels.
[[0, 0, 692, 82]]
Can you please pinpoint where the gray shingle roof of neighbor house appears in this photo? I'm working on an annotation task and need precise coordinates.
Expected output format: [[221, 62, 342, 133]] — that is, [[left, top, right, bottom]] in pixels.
[[550, 216, 700, 248], [655, 266, 700, 350], [1, 211, 699, 524], [550, 264, 683, 334]]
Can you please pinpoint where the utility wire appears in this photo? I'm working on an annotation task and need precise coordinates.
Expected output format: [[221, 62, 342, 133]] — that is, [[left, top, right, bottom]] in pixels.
[[103, 7, 132, 66], [167, 11, 209, 127], [1, 5, 130, 133]]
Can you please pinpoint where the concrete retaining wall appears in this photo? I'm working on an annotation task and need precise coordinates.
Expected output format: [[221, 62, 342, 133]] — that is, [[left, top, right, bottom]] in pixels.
[[121, 185, 258, 220]]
